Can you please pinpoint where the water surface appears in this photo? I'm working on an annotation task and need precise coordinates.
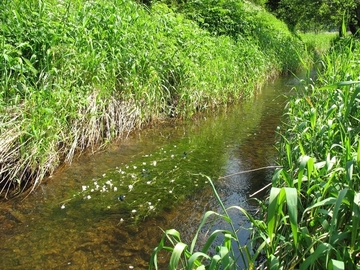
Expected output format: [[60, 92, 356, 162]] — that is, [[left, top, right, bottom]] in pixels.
[[0, 75, 296, 269]]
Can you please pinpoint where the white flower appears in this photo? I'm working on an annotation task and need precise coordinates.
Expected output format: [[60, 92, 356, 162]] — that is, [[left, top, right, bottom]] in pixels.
[[61, 204, 65, 209], [87, 195, 91, 199], [149, 205, 154, 210], [131, 209, 137, 213], [152, 161, 157, 166], [146, 181, 151, 185], [133, 166, 137, 169], [128, 185, 133, 191], [102, 173, 106, 177], [171, 154, 174, 158], [82, 185, 87, 191], [170, 179, 175, 183], [142, 162, 146, 165], [113, 187, 118, 192]]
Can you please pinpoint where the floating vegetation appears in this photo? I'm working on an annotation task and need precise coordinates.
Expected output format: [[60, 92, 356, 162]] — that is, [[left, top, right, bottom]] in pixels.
[[60, 144, 218, 225]]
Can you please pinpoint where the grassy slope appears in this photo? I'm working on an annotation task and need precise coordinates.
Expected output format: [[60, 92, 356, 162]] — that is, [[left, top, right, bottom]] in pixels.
[[0, 0, 304, 197]]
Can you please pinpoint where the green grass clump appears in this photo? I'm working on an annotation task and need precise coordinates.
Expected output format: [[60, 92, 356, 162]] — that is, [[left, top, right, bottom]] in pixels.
[[0, 0, 305, 197], [250, 37, 360, 269], [299, 32, 338, 55], [150, 36, 360, 269]]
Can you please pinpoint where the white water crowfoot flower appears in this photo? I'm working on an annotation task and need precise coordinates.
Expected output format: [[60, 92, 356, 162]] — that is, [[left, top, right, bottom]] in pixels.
[[128, 184, 133, 191], [117, 218, 124, 225]]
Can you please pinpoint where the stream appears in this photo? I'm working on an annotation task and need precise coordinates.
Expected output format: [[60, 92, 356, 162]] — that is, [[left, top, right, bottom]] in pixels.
[[0, 74, 298, 269]]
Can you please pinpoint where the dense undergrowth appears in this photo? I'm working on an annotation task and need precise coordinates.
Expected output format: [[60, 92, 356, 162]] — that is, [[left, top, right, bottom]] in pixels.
[[149, 35, 360, 269], [0, 0, 305, 197]]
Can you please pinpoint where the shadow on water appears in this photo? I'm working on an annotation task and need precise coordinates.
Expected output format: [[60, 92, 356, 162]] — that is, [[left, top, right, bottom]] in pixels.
[[0, 75, 299, 269]]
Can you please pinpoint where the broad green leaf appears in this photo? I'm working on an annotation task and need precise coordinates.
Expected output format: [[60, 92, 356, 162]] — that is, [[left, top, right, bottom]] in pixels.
[[188, 252, 210, 269], [285, 187, 298, 246], [300, 242, 330, 270], [269, 255, 281, 270], [201, 230, 233, 254], [328, 259, 344, 270], [337, 80, 360, 86], [169, 242, 188, 270], [302, 197, 337, 220], [190, 210, 225, 253], [208, 254, 221, 269], [268, 187, 281, 243], [329, 189, 348, 245], [298, 155, 310, 192], [351, 192, 360, 250]]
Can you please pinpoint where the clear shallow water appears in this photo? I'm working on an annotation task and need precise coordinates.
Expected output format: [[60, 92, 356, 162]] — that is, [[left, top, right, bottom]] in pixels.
[[0, 75, 297, 269]]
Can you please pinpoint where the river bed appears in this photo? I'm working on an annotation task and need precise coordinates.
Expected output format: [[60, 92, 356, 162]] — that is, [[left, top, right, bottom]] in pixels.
[[0, 75, 297, 269]]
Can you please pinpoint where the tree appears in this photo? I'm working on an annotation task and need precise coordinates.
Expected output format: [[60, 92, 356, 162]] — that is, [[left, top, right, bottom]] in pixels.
[[266, 0, 360, 34]]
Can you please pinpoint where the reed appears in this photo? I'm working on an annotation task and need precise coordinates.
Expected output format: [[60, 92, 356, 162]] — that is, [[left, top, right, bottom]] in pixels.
[[250, 36, 360, 269], [0, 0, 305, 197], [150, 34, 360, 269]]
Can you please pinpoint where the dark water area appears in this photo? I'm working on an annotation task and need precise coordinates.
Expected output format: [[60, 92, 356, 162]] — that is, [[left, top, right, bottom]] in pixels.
[[0, 75, 298, 269]]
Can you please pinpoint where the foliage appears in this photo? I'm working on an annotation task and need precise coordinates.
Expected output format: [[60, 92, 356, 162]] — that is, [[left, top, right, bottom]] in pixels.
[[149, 175, 256, 270], [252, 37, 360, 269], [178, 0, 303, 70], [299, 32, 338, 55], [151, 37, 360, 269], [0, 0, 305, 197], [266, 0, 360, 33]]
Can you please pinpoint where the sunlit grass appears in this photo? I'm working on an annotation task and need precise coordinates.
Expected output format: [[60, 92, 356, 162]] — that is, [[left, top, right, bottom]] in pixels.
[[150, 36, 360, 269], [299, 31, 338, 54], [0, 0, 308, 197]]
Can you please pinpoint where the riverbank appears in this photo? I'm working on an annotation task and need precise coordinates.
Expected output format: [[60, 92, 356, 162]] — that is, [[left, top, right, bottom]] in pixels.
[[257, 35, 360, 269], [0, 0, 306, 198], [149, 33, 358, 269]]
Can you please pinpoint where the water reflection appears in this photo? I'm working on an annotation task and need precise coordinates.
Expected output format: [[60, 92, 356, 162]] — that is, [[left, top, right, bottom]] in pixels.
[[0, 76, 296, 269]]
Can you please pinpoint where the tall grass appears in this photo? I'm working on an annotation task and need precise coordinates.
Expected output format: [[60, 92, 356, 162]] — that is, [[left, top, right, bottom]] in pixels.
[[259, 36, 360, 269], [0, 0, 305, 198], [150, 35, 360, 269]]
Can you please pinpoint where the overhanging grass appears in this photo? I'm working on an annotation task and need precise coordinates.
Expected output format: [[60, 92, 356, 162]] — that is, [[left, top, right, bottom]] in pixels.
[[0, 0, 305, 197], [150, 35, 360, 269], [252, 36, 360, 269]]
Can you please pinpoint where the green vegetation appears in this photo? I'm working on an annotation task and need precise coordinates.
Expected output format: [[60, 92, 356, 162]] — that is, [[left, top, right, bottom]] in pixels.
[[266, 0, 360, 34], [254, 35, 360, 269], [149, 35, 360, 269], [0, 0, 304, 198], [299, 32, 338, 55]]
